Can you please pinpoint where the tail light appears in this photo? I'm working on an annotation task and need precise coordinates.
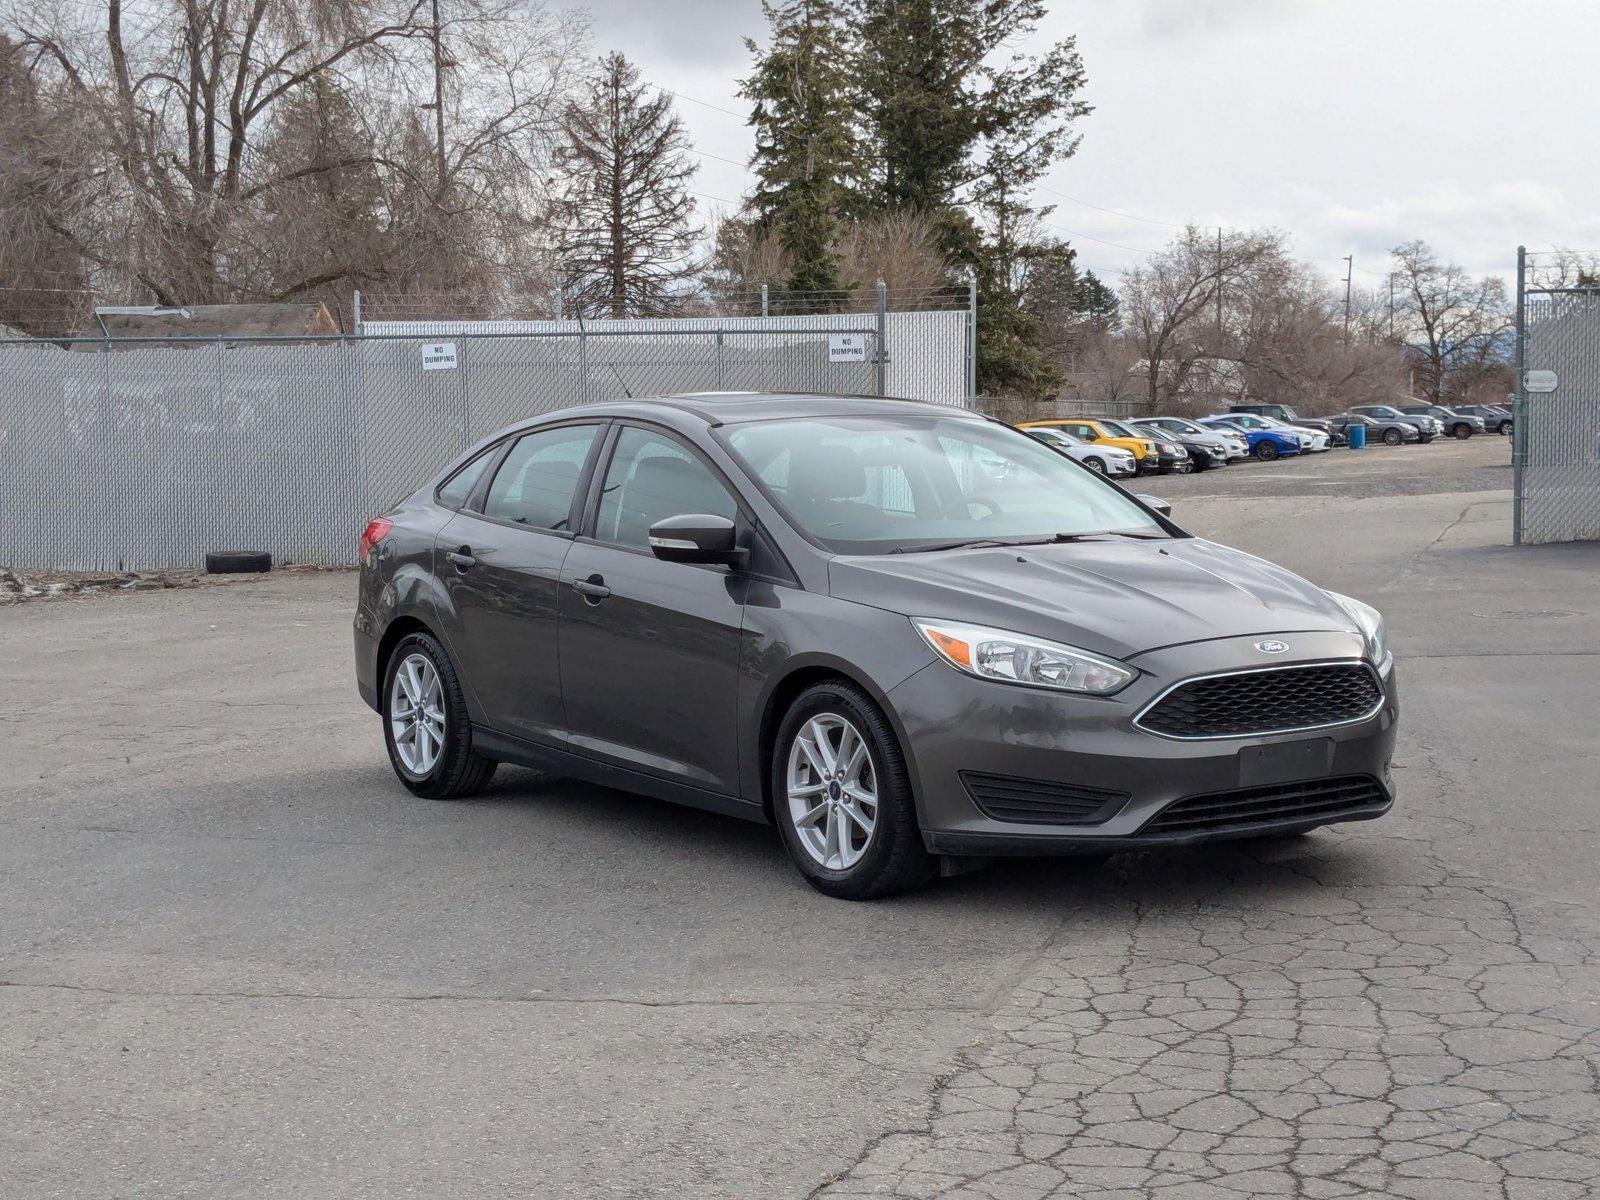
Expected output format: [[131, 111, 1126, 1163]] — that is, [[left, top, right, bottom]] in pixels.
[[359, 517, 393, 565]]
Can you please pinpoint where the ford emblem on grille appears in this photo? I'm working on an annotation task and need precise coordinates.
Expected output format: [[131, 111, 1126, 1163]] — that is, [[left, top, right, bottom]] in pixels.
[[1255, 639, 1290, 654]]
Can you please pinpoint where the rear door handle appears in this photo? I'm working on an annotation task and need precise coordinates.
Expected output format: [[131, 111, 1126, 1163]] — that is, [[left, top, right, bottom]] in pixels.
[[571, 575, 611, 600], [445, 547, 476, 570]]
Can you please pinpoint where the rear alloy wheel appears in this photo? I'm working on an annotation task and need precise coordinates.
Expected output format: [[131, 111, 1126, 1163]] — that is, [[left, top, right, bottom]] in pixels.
[[1254, 440, 1280, 461], [1383, 427, 1403, 446], [383, 631, 497, 799], [773, 681, 934, 900], [1084, 456, 1107, 474]]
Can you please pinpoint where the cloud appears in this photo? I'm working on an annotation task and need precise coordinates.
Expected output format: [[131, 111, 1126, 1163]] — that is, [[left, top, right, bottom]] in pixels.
[[1123, 0, 1294, 40]]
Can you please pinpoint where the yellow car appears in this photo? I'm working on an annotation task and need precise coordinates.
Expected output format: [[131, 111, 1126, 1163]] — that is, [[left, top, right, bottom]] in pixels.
[[1017, 419, 1162, 474]]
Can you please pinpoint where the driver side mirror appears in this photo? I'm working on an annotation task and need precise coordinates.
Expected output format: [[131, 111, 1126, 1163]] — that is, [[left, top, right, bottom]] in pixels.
[[648, 513, 746, 566], [1135, 494, 1173, 518]]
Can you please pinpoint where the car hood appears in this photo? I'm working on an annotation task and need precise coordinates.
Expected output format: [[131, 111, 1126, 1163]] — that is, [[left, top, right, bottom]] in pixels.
[[830, 537, 1354, 661]]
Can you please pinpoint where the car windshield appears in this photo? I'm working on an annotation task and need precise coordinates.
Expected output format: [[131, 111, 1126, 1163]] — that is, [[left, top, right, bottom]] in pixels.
[[1029, 428, 1081, 447], [1096, 419, 1139, 438], [1142, 426, 1179, 446], [720, 414, 1169, 555]]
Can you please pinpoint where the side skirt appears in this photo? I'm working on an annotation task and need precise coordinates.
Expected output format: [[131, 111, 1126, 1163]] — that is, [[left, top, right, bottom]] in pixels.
[[471, 725, 771, 827]]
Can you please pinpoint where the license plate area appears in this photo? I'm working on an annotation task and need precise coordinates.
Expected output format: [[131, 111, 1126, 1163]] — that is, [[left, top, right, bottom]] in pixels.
[[1239, 738, 1334, 787]]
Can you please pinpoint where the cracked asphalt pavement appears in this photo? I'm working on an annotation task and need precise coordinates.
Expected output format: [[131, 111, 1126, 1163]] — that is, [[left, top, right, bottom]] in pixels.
[[5, 434, 1599, 1198]]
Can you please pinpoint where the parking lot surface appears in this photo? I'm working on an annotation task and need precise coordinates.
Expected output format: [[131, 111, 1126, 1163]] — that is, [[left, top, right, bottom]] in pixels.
[[4, 434, 1599, 1199]]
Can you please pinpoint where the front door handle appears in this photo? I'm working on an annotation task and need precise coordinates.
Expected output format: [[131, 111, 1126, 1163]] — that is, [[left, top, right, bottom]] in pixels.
[[571, 574, 611, 601], [445, 546, 476, 570]]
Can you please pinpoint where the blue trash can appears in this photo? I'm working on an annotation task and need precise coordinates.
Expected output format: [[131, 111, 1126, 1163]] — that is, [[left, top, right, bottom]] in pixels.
[[1347, 422, 1367, 450]]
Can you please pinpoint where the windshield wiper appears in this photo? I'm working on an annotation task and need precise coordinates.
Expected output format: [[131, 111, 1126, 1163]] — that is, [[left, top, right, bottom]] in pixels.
[[892, 537, 1043, 554]]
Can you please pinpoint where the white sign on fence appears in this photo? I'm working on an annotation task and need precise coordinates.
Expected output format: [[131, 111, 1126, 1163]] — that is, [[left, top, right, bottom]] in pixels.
[[1524, 369, 1558, 393], [828, 333, 868, 364], [422, 342, 459, 371]]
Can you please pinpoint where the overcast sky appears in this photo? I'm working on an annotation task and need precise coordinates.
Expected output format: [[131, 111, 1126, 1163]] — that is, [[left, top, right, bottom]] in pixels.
[[586, 0, 1594, 290]]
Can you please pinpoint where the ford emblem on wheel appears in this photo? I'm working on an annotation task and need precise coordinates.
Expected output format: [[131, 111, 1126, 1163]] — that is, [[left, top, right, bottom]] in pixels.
[[1255, 639, 1291, 654]]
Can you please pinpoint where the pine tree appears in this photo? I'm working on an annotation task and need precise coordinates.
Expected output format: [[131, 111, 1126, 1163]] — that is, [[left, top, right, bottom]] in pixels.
[[1073, 270, 1119, 326], [552, 53, 701, 318], [741, 0, 859, 304]]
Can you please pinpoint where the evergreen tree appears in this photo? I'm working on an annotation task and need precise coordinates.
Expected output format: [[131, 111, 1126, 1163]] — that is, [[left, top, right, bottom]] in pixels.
[[741, 0, 859, 303], [1073, 270, 1119, 326], [552, 53, 701, 318]]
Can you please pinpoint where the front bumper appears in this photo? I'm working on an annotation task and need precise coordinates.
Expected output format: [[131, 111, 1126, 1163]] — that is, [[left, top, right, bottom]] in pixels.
[[890, 631, 1399, 856]]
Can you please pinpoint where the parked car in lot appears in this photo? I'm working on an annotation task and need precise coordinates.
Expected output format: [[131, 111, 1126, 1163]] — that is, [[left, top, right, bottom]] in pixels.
[[1350, 404, 1441, 442], [1223, 413, 1330, 453], [1229, 403, 1347, 447], [1131, 418, 1230, 470], [1199, 416, 1306, 461], [1017, 418, 1163, 475], [354, 393, 1398, 899], [1449, 404, 1513, 434], [1021, 425, 1139, 477], [1135, 416, 1249, 462], [1137, 423, 1209, 473], [1399, 404, 1485, 439], [1328, 413, 1419, 446]]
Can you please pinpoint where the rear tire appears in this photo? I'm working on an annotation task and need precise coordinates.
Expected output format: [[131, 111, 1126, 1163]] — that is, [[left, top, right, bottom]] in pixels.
[[772, 680, 935, 900], [1452, 423, 1472, 439], [382, 631, 497, 799], [1254, 440, 1280, 461], [1383, 427, 1403, 446]]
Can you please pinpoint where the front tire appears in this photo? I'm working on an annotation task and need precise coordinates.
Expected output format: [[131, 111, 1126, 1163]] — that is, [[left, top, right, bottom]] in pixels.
[[1452, 423, 1472, 439], [1254, 440, 1280, 461], [1383, 427, 1403, 446], [1084, 456, 1106, 474], [772, 680, 934, 900], [383, 632, 497, 799]]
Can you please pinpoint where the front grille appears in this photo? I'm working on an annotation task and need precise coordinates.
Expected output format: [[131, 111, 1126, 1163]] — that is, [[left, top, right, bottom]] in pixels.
[[961, 771, 1128, 826], [1141, 775, 1387, 835], [1136, 662, 1382, 739]]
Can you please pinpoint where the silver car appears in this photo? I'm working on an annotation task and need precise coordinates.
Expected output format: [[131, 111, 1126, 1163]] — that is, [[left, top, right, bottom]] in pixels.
[[1023, 425, 1140, 477]]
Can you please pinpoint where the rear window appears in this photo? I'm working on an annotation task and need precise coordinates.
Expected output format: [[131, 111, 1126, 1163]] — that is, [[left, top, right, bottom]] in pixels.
[[482, 424, 599, 531], [437, 450, 494, 509]]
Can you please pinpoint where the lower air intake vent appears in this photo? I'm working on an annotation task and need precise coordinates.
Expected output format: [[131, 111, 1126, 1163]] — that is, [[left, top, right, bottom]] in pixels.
[[960, 771, 1129, 826], [1140, 775, 1387, 836]]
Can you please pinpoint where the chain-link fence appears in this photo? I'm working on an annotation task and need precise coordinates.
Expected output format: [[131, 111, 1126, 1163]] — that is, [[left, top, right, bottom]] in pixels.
[[1, 320, 969, 571], [1514, 247, 1600, 545]]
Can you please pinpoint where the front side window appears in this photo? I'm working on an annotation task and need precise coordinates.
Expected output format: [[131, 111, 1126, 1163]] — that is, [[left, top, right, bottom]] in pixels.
[[594, 427, 737, 550], [482, 424, 599, 531], [722, 414, 1167, 555]]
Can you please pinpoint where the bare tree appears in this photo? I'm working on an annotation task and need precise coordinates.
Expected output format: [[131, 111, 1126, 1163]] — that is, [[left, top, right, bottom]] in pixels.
[[1389, 239, 1511, 404], [1119, 226, 1278, 411], [2, 0, 586, 307], [550, 52, 699, 318]]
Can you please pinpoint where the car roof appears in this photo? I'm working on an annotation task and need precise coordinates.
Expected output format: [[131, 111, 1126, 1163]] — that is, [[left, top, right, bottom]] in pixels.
[[580, 391, 979, 426]]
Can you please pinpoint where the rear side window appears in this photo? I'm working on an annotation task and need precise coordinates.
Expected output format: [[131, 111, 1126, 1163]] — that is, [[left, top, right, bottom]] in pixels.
[[483, 424, 599, 531], [594, 427, 737, 550], [437, 450, 494, 509]]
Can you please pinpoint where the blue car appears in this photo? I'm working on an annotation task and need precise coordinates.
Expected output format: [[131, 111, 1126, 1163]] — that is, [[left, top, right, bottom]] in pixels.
[[1199, 416, 1302, 462]]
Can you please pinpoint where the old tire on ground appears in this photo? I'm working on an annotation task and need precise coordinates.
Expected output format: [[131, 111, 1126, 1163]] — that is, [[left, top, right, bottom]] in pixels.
[[772, 679, 935, 901], [205, 550, 271, 574], [1254, 440, 1280, 461], [1383, 427, 1403, 446], [382, 630, 497, 800]]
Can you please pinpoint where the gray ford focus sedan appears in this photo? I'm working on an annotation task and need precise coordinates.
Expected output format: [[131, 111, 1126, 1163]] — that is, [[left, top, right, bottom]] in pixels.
[[354, 393, 1397, 899]]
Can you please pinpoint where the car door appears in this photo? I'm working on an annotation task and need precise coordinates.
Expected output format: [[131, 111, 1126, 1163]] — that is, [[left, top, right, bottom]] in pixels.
[[435, 421, 605, 746], [557, 424, 749, 795]]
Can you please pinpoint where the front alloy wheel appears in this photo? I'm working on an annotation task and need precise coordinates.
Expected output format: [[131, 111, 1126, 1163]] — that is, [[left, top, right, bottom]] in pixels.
[[787, 714, 877, 870], [1255, 440, 1280, 461], [1084, 456, 1107, 474], [772, 680, 934, 900]]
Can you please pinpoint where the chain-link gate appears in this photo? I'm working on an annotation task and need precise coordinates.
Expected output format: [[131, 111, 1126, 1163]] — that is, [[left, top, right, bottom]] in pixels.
[[0, 314, 976, 571], [1514, 247, 1600, 545]]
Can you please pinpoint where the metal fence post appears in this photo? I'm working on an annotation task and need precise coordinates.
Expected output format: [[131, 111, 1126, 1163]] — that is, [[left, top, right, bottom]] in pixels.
[[552, 287, 563, 321], [760, 283, 769, 318], [351, 289, 362, 335], [716, 329, 725, 389], [1513, 245, 1526, 546], [966, 266, 978, 407], [875, 279, 887, 396]]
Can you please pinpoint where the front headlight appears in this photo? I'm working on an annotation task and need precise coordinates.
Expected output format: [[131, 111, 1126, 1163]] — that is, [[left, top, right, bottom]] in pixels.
[[1326, 592, 1389, 665], [913, 619, 1136, 695]]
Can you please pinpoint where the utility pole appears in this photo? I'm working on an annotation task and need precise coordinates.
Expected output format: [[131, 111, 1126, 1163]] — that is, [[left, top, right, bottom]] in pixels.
[[1387, 272, 1395, 340], [1215, 228, 1223, 342], [429, 0, 449, 193], [1342, 255, 1354, 346]]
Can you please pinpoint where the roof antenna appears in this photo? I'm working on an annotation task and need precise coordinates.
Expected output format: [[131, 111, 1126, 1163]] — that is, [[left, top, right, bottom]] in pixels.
[[609, 363, 634, 399]]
